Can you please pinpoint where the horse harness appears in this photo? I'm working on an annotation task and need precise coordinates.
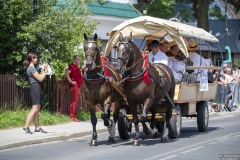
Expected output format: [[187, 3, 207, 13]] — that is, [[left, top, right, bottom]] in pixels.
[[85, 40, 99, 62], [84, 70, 105, 83], [117, 41, 132, 66], [149, 64, 177, 111], [151, 64, 165, 87]]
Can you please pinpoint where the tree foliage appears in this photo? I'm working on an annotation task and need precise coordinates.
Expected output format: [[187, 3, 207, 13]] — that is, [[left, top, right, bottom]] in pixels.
[[134, 0, 239, 31], [134, 0, 176, 19], [0, 0, 97, 79], [209, 5, 225, 21], [228, 0, 240, 13]]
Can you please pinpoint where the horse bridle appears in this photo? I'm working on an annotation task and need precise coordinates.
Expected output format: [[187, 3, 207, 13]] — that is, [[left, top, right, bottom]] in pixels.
[[117, 41, 132, 68], [84, 40, 99, 63]]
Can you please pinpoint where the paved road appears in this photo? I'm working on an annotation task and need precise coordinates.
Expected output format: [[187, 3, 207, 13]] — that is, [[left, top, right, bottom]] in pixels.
[[0, 110, 240, 160]]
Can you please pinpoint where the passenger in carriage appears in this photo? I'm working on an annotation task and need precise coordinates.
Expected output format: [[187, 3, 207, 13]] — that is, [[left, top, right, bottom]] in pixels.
[[187, 41, 211, 83], [167, 40, 196, 83], [166, 40, 182, 82], [148, 40, 169, 65]]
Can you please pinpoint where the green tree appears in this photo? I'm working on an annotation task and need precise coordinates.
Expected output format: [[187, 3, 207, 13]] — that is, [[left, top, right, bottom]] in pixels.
[[177, 0, 239, 31], [228, 0, 240, 13], [134, 0, 176, 19], [0, 0, 97, 79], [134, 0, 239, 31]]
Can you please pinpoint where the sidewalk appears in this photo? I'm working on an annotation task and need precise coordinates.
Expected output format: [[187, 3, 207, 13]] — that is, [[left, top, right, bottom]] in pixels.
[[0, 119, 106, 151], [0, 108, 239, 151]]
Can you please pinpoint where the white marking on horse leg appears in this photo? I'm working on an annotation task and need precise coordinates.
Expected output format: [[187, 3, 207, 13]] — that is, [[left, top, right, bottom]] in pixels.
[[161, 122, 168, 139], [110, 122, 116, 138], [162, 126, 169, 139]]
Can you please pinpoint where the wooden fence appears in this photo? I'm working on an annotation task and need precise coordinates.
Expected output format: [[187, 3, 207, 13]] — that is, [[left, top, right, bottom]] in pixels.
[[0, 74, 84, 115]]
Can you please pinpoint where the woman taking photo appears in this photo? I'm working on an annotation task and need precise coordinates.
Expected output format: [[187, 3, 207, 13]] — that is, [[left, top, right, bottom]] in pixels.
[[22, 52, 48, 134]]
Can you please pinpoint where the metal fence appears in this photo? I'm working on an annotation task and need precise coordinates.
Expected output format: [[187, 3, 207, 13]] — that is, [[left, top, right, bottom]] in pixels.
[[0, 74, 84, 115]]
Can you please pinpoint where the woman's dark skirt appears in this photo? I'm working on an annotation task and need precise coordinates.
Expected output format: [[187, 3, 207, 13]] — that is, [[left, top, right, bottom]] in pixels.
[[30, 82, 42, 106]]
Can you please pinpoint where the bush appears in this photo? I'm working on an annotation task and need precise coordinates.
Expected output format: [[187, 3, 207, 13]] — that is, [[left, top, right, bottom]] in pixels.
[[76, 110, 101, 121], [0, 108, 71, 130]]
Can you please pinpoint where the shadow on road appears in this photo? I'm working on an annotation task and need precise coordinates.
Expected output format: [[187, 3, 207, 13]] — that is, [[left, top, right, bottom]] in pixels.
[[180, 127, 221, 138], [96, 132, 178, 146]]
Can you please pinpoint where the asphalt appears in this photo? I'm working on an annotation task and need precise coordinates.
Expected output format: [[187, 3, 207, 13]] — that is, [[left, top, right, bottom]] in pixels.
[[0, 107, 239, 151]]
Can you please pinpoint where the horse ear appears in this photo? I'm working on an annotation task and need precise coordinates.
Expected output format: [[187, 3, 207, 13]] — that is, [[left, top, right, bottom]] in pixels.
[[129, 31, 132, 41], [84, 33, 88, 41], [94, 33, 98, 41], [119, 32, 123, 41]]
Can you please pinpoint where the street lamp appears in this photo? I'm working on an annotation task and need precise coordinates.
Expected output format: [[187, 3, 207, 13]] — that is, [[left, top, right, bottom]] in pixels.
[[225, 0, 228, 47]]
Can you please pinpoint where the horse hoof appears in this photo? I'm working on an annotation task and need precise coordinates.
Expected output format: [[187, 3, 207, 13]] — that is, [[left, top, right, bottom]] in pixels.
[[146, 131, 153, 139], [161, 137, 168, 143], [108, 137, 115, 143], [152, 130, 160, 138], [90, 139, 98, 146], [132, 139, 140, 146]]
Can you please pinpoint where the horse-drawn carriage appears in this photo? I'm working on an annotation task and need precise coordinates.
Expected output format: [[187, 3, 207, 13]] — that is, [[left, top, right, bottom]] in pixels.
[[82, 16, 222, 146]]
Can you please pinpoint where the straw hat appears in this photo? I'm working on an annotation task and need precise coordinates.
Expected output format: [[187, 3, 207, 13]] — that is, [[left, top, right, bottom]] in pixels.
[[159, 39, 169, 45], [187, 41, 198, 51], [169, 40, 177, 47]]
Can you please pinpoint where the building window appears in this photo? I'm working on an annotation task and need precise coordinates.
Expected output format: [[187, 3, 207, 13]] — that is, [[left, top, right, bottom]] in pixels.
[[214, 54, 225, 66]]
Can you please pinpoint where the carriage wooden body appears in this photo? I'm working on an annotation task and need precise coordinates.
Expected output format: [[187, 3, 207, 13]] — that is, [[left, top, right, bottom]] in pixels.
[[104, 16, 221, 139]]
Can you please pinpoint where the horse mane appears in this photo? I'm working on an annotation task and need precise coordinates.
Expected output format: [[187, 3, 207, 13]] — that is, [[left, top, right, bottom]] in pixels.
[[129, 41, 144, 72], [95, 49, 102, 66]]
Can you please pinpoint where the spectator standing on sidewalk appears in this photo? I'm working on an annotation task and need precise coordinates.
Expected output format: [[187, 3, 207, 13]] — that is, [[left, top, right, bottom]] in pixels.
[[22, 52, 48, 134], [65, 55, 83, 122]]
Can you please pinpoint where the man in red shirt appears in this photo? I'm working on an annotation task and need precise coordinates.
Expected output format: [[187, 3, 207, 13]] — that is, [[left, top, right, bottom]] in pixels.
[[65, 55, 83, 122]]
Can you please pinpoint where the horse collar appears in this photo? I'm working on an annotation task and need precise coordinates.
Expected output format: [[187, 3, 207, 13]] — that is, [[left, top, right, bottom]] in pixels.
[[84, 71, 104, 82], [123, 68, 146, 80]]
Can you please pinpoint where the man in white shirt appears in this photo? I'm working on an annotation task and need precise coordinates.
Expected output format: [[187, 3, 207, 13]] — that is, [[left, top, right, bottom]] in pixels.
[[187, 41, 211, 73], [187, 41, 211, 83], [148, 40, 169, 65]]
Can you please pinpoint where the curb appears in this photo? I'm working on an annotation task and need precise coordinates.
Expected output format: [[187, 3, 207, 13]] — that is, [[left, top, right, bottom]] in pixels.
[[0, 129, 107, 151]]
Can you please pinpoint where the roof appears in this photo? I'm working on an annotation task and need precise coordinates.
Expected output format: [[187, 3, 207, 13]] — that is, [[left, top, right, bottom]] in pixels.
[[209, 19, 240, 53], [87, 1, 142, 19], [104, 16, 218, 57]]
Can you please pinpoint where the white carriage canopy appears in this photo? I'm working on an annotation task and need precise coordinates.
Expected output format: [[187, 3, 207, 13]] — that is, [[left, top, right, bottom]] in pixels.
[[104, 16, 219, 57]]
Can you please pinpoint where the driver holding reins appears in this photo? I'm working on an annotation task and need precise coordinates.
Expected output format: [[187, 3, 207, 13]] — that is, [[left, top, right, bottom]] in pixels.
[[148, 40, 169, 65]]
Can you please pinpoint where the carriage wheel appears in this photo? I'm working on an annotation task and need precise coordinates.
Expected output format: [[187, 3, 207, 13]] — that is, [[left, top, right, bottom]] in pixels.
[[118, 108, 132, 139], [167, 104, 182, 139], [197, 101, 209, 132]]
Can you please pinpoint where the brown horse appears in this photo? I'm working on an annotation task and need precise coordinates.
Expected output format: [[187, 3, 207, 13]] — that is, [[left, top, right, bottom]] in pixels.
[[116, 32, 176, 145], [81, 33, 122, 146]]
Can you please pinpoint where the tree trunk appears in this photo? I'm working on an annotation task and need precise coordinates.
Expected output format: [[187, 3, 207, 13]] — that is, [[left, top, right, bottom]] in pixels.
[[193, 0, 209, 31]]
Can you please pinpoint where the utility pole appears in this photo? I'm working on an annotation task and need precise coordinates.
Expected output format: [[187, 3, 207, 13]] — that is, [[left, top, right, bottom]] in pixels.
[[223, 0, 232, 68], [225, 0, 228, 47]]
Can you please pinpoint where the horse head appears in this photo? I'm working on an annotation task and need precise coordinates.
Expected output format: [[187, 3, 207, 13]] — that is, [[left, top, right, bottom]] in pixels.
[[83, 33, 99, 70], [116, 32, 134, 74]]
